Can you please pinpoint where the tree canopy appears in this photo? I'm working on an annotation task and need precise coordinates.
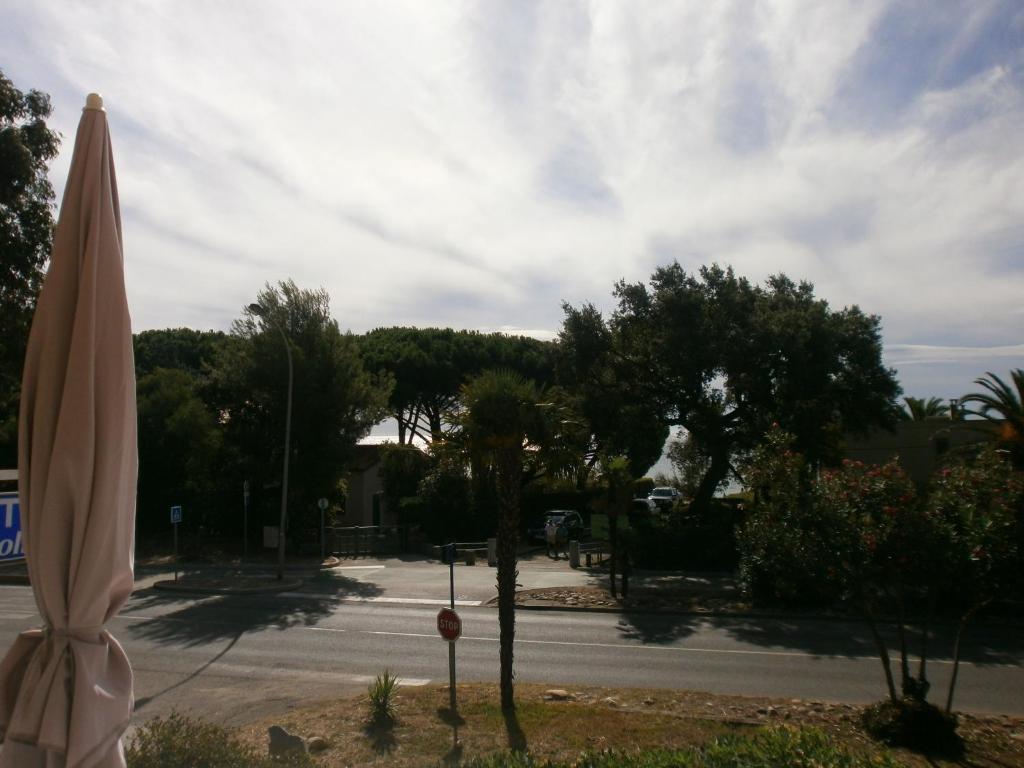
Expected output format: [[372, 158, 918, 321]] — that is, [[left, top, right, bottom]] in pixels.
[[556, 302, 669, 480], [962, 369, 1024, 468], [563, 263, 902, 515], [212, 280, 391, 531], [0, 70, 60, 466], [358, 326, 554, 445], [898, 396, 949, 421], [134, 328, 227, 379]]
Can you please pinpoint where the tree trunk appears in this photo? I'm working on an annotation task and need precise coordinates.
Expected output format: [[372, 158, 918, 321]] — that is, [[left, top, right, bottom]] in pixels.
[[946, 599, 990, 713], [495, 448, 521, 712], [397, 407, 407, 445], [863, 600, 898, 703], [621, 547, 630, 598], [896, 593, 912, 698], [690, 446, 730, 518], [608, 512, 618, 598]]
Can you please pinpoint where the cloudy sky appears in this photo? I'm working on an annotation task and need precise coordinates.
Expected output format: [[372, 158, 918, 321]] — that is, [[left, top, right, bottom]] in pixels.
[[4, 0, 1023, 401]]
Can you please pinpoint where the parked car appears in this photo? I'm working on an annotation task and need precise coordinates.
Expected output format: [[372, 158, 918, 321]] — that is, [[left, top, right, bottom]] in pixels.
[[527, 510, 585, 543], [647, 486, 681, 511]]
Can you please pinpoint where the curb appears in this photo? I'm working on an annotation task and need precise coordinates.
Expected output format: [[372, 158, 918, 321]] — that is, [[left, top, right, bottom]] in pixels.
[[152, 577, 304, 595], [510, 599, 1024, 627]]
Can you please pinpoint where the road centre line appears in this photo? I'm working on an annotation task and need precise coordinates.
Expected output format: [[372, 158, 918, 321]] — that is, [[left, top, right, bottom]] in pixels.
[[303, 626, 1015, 667], [278, 593, 481, 606]]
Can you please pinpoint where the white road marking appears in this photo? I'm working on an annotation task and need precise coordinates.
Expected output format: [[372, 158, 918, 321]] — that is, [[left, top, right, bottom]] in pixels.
[[303, 626, 1015, 667], [332, 565, 386, 571], [348, 675, 430, 686], [278, 593, 480, 606]]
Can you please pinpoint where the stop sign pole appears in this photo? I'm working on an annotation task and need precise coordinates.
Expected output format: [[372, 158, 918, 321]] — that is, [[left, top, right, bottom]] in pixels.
[[438, 542, 460, 712]]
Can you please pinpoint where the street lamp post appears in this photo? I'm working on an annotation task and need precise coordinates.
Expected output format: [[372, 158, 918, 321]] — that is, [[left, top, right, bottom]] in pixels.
[[249, 303, 293, 580]]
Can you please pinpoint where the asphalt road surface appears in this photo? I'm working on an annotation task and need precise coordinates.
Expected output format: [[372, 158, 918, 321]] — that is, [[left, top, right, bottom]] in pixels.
[[0, 580, 1021, 733]]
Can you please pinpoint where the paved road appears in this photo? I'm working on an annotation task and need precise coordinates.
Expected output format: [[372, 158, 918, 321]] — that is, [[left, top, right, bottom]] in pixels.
[[0, 571, 1021, 733]]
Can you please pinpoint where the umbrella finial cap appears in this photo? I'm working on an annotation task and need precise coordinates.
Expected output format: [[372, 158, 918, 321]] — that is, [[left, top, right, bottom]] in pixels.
[[85, 93, 104, 111]]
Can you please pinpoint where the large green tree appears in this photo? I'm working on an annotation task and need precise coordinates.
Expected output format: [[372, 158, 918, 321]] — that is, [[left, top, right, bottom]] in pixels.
[[133, 329, 230, 543], [213, 280, 391, 534], [136, 367, 225, 539], [0, 71, 60, 465], [556, 303, 669, 482], [358, 327, 554, 445], [565, 263, 901, 516]]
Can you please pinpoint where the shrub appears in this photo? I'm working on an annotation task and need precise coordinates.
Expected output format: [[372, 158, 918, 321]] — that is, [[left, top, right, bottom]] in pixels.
[[737, 430, 844, 606], [862, 699, 962, 756], [632, 476, 656, 498], [367, 669, 399, 725], [628, 500, 743, 571], [125, 711, 312, 768]]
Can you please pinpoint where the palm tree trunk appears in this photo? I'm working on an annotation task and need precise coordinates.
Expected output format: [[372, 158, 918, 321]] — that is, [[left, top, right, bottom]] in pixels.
[[495, 448, 521, 712]]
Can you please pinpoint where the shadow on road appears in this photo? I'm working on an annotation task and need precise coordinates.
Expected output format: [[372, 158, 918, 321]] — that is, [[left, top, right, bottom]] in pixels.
[[615, 611, 700, 644], [126, 573, 383, 714], [122, 573, 383, 647], [720, 616, 1023, 666]]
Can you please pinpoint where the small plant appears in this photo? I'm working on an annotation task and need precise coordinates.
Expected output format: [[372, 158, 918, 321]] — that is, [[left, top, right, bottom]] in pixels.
[[367, 668, 400, 725], [125, 711, 312, 768]]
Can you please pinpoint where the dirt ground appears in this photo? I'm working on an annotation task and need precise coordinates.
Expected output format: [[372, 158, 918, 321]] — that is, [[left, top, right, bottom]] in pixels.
[[233, 682, 1024, 768]]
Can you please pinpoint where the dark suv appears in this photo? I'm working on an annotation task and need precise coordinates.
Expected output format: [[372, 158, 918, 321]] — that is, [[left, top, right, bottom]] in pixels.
[[528, 510, 585, 542]]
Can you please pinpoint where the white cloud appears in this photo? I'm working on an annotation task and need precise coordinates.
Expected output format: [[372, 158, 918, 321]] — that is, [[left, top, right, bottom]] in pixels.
[[2, 0, 1022, 398]]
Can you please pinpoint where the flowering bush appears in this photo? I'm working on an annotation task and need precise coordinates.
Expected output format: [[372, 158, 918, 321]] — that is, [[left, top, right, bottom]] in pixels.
[[927, 447, 1023, 607], [738, 429, 844, 606], [814, 458, 927, 602]]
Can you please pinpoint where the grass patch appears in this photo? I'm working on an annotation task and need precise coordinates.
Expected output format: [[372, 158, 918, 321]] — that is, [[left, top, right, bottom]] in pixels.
[[223, 683, 1022, 768]]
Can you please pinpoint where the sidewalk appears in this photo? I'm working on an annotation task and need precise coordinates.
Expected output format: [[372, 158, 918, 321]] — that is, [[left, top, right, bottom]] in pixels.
[[4, 549, 742, 613]]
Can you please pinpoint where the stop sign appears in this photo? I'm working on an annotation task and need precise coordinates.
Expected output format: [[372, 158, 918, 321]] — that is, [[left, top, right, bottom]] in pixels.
[[437, 607, 462, 641]]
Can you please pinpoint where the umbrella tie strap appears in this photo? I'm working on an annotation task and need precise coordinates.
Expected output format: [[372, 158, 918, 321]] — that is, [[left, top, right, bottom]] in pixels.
[[40, 624, 105, 641]]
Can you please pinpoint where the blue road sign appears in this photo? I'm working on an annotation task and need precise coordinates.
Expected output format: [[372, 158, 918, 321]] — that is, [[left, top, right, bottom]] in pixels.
[[170, 505, 182, 524], [0, 492, 24, 562]]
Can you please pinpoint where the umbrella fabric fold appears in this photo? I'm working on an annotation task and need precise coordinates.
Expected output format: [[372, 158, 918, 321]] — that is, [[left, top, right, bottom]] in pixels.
[[0, 97, 136, 768]]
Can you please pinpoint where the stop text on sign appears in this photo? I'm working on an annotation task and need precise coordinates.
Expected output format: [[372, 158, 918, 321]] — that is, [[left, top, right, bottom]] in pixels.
[[436, 607, 462, 641]]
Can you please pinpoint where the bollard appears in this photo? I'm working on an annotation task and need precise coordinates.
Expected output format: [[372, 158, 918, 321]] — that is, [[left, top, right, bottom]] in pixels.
[[585, 552, 592, 567], [487, 537, 497, 567], [569, 540, 580, 569]]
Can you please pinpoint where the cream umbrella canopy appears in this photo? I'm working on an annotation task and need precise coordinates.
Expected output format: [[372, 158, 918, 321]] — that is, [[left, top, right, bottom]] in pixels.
[[0, 94, 136, 768]]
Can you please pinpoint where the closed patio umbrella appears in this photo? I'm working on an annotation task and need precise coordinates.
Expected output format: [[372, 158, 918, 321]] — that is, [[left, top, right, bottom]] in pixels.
[[0, 93, 136, 768]]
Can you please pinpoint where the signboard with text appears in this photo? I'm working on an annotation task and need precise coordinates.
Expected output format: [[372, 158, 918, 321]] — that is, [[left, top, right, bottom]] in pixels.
[[436, 607, 462, 642], [0, 492, 24, 562]]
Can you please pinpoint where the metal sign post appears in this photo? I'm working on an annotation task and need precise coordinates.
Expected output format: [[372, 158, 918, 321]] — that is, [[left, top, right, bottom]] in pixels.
[[170, 505, 182, 581], [438, 542, 459, 712], [243, 480, 250, 559], [318, 497, 329, 561]]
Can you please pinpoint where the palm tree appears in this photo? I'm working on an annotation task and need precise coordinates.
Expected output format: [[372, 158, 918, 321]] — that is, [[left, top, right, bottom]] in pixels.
[[961, 369, 1024, 467], [898, 396, 948, 421], [460, 370, 541, 711]]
